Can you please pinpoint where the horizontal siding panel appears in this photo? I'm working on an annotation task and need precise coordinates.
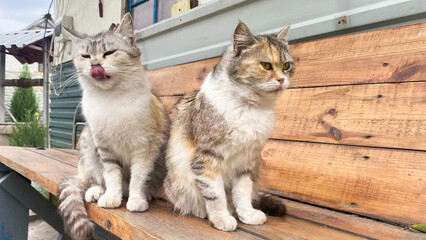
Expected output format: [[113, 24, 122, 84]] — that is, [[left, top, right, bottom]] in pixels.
[[51, 100, 81, 109], [50, 110, 75, 119], [50, 138, 72, 149], [50, 120, 73, 130], [50, 61, 83, 148], [50, 129, 72, 139]]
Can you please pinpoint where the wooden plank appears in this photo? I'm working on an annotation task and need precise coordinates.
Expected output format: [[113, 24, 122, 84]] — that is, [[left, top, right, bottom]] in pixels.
[[160, 82, 426, 150], [273, 81, 426, 150], [0, 146, 422, 239], [281, 199, 425, 240], [88, 199, 370, 240], [0, 147, 77, 195], [260, 140, 426, 225], [55, 148, 79, 156], [2, 78, 43, 87], [24, 148, 78, 167], [289, 22, 426, 88], [147, 57, 218, 97], [87, 200, 261, 240], [239, 216, 365, 240], [147, 22, 426, 96]]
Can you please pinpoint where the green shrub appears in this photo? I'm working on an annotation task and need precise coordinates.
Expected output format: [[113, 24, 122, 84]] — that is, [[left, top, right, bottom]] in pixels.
[[9, 111, 46, 148], [9, 64, 39, 122]]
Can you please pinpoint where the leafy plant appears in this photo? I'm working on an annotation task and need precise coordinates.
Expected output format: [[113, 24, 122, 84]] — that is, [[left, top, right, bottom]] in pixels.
[[9, 64, 39, 122], [9, 111, 46, 148]]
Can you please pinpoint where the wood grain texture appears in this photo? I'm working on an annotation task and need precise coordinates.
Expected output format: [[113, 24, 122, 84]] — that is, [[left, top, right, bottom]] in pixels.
[[147, 22, 426, 96], [272, 81, 426, 150], [289, 22, 426, 88], [147, 57, 218, 96], [239, 215, 365, 240], [160, 82, 426, 150], [25, 148, 78, 167], [87, 200, 260, 240], [0, 147, 77, 195], [260, 140, 426, 225], [282, 199, 426, 240], [0, 146, 422, 239]]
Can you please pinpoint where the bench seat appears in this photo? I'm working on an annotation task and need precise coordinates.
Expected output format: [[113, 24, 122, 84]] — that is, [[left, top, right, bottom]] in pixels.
[[0, 147, 423, 240]]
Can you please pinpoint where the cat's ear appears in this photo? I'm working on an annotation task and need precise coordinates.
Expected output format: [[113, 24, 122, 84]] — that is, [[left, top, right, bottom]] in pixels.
[[115, 13, 135, 42], [233, 21, 256, 54], [277, 26, 290, 43], [63, 27, 85, 42]]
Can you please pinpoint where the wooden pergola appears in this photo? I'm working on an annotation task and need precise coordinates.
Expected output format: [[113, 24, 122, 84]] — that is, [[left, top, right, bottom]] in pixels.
[[0, 25, 53, 145]]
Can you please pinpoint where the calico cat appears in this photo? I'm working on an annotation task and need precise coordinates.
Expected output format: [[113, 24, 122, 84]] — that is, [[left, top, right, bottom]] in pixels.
[[164, 21, 292, 231], [58, 13, 170, 240]]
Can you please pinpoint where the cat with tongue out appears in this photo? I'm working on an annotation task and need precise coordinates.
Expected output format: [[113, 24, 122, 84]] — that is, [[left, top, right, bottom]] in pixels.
[[90, 64, 107, 80], [58, 13, 170, 240]]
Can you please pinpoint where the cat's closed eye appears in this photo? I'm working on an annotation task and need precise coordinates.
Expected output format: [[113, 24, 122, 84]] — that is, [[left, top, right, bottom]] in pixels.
[[282, 61, 293, 72], [103, 50, 116, 58], [81, 54, 90, 59], [260, 62, 272, 70]]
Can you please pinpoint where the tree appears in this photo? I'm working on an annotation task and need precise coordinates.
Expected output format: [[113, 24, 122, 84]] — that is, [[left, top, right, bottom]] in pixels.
[[9, 64, 39, 122]]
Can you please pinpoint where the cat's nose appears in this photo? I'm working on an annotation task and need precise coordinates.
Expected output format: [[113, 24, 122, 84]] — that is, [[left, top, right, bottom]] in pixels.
[[276, 78, 284, 84], [91, 63, 101, 67]]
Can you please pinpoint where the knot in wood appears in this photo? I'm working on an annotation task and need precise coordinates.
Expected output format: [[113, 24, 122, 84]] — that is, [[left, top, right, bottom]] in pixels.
[[329, 127, 341, 140]]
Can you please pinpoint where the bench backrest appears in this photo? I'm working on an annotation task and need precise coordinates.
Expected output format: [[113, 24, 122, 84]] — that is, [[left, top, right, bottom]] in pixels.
[[146, 22, 426, 225]]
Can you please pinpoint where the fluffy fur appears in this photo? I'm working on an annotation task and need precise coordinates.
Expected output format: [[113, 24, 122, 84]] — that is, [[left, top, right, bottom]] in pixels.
[[58, 13, 169, 240], [164, 21, 293, 231]]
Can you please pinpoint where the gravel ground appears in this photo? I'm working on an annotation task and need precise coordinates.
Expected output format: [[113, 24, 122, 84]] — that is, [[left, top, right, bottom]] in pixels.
[[28, 218, 59, 240]]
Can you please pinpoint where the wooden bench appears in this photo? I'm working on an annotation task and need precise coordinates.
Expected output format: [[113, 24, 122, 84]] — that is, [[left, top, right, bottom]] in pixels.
[[1, 22, 425, 240]]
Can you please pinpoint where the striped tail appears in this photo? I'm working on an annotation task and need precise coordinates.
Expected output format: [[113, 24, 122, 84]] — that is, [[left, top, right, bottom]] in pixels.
[[58, 176, 94, 240], [255, 192, 287, 217]]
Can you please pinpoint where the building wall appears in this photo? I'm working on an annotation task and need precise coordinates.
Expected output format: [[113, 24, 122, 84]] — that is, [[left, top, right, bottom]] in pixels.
[[50, 61, 81, 148], [54, 0, 126, 65], [135, 0, 426, 70]]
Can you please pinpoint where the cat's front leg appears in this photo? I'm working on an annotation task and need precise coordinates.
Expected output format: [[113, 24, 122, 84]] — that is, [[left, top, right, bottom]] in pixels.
[[232, 173, 267, 225], [193, 151, 237, 231], [126, 154, 154, 212], [97, 158, 123, 208]]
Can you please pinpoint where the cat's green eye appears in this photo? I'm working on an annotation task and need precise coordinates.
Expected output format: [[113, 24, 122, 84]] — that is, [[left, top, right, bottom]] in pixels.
[[103, 50, 116, 58], [261, 62, 272, 70], [81, 54, 90, 59], [282, 61, 292, 72]]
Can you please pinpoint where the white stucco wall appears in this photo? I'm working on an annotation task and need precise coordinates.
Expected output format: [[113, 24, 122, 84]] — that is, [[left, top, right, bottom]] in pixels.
[[53, 0, 126, 65]]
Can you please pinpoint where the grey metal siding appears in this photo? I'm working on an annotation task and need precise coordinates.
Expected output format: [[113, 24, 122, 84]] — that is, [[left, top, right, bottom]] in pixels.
[[50, 61, 82, 149]]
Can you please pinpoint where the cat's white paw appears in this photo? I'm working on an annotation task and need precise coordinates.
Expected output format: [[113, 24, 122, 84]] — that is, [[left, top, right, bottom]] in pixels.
[[210, 215, 237, 232], [238, 209, 267, 225], [85, 186, 105, 203], [126, 198, 149, 212], [192, 206, 207, 219], [97, 193, 121, 208]]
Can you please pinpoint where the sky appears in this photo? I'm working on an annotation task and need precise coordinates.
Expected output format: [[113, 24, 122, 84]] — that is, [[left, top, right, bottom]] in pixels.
[[0, 0, 55, 33]]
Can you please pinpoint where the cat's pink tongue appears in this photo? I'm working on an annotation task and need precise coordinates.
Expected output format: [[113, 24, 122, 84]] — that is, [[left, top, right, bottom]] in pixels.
[[90, 65, 107, 80]]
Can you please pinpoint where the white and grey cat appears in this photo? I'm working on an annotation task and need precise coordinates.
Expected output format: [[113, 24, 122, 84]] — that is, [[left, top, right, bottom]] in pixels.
[[58, 13, 169, 240], [164, 22, 292, 231]]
